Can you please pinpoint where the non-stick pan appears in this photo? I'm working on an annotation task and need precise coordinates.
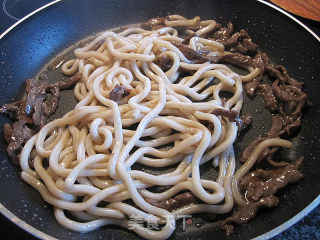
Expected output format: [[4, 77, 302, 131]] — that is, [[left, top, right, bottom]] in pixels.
[[0, 0, 319, 239]]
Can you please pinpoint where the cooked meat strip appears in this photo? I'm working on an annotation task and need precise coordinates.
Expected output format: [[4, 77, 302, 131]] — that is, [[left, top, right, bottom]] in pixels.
[[272, 80, 308, 117], [244, 75, 263, 98], [3, 123, 13, 143], [54, 72, 82, 89], [222, 157, 303, 235], [235, 30, 258, 55], [178, 22, 220, 39], [155, 54, 173, 72], [240, 114, 290, 164], [121, 17, 167, 31], [224, 31, 258, 56], [211, 108, 239, 122], [1, 73, 81, 163], [237, 114, 253, 132], [240, 114, 302, 164], [145, 192, 198, 212], [219, 52, 264, 98], [211, 22, 234, 42], [42, 87, 60, 118], [24, 73, 82, 122], [172, 42, 220, 64], [0, 100, 25, 120], [211, 108, 252, 134], [259, 84, 278, 112], [240, 137, 267, 163], [221, 195, 279, 235], [220, 52, 255, 67], [262, 55, 303, 88], [138, 17, 167, 30], [25, 79, 47, 116], [220, 51, 264, 70], [5, 119, 34, 165], [240, 157, 303, 201], [239, 50, 310, 163], [109, 84, 130, 102], [268, 115, 283, 138], [259, 53, 286, 82], [182, 33, 197, 45], [211, 22, 258, 55], [275, 65, 304, 88], [280, 115, 302, 136]]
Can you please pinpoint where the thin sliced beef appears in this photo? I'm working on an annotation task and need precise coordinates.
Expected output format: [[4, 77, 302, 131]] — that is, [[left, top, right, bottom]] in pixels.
[[241, 62, 310, 163], [182, 33, 197, 45], [211, 109, 252, 134], [143, 17, 166, 30], [55, 72, 82, 89], [221, 195, 279, 235], [211, 108, 239, 122], [240, 157, 303, 201], [155, 54, 173, 72], [280, 115, 302, 136], [275, 65, 303, 88], [239, 136, 281, 165], [220, 53, 265, 98], [42, 87, 60, 118], [224, 31, 258, 56], [220, 51, 264, 70], [221, 158, 303, 235], [0, 100, 25, 120], [237, 114, 253, 132], [272, 79, 308, 117], [220, 52, 255, 67], [244, 75, 263, 98], [145, 192, 198, 212], [211, 22, 234, 42], [259, 84, 278, 112], [211, 22, 258, 56], [3, 123, 13, 143], [268, 115, 283, 138], [109, 84, 130, 102], [240, 114, 287, 164], [24, 73, 82, 124], [121, 17, 167, 31], [1, 73, 81, 163], [235, 30, 258, 55], [5, 119, 34, 165], [240, 137, 266, 163], [262, 54, 303, 88], [172, 42, 220, 64]]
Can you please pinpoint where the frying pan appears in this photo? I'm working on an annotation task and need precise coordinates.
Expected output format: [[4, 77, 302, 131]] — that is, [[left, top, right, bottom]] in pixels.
[[0, 0, 319, 239]]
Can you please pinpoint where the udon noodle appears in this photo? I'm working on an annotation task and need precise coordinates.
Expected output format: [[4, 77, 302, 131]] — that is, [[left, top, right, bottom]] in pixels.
[[19, 15, 292, 239]]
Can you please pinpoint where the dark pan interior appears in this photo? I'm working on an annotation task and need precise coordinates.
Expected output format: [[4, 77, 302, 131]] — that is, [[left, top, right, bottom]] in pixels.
[[0, 0, 319, 239]]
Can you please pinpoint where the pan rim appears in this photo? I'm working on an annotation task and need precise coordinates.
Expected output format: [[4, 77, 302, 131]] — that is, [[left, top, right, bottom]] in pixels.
[[0, 0, 62, 39], [0, 0, 319, 239], [0, 203, 56, 240]]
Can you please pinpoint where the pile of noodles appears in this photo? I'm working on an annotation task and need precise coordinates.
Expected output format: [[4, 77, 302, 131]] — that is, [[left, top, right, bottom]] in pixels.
[[19, 15, 291, 239]]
